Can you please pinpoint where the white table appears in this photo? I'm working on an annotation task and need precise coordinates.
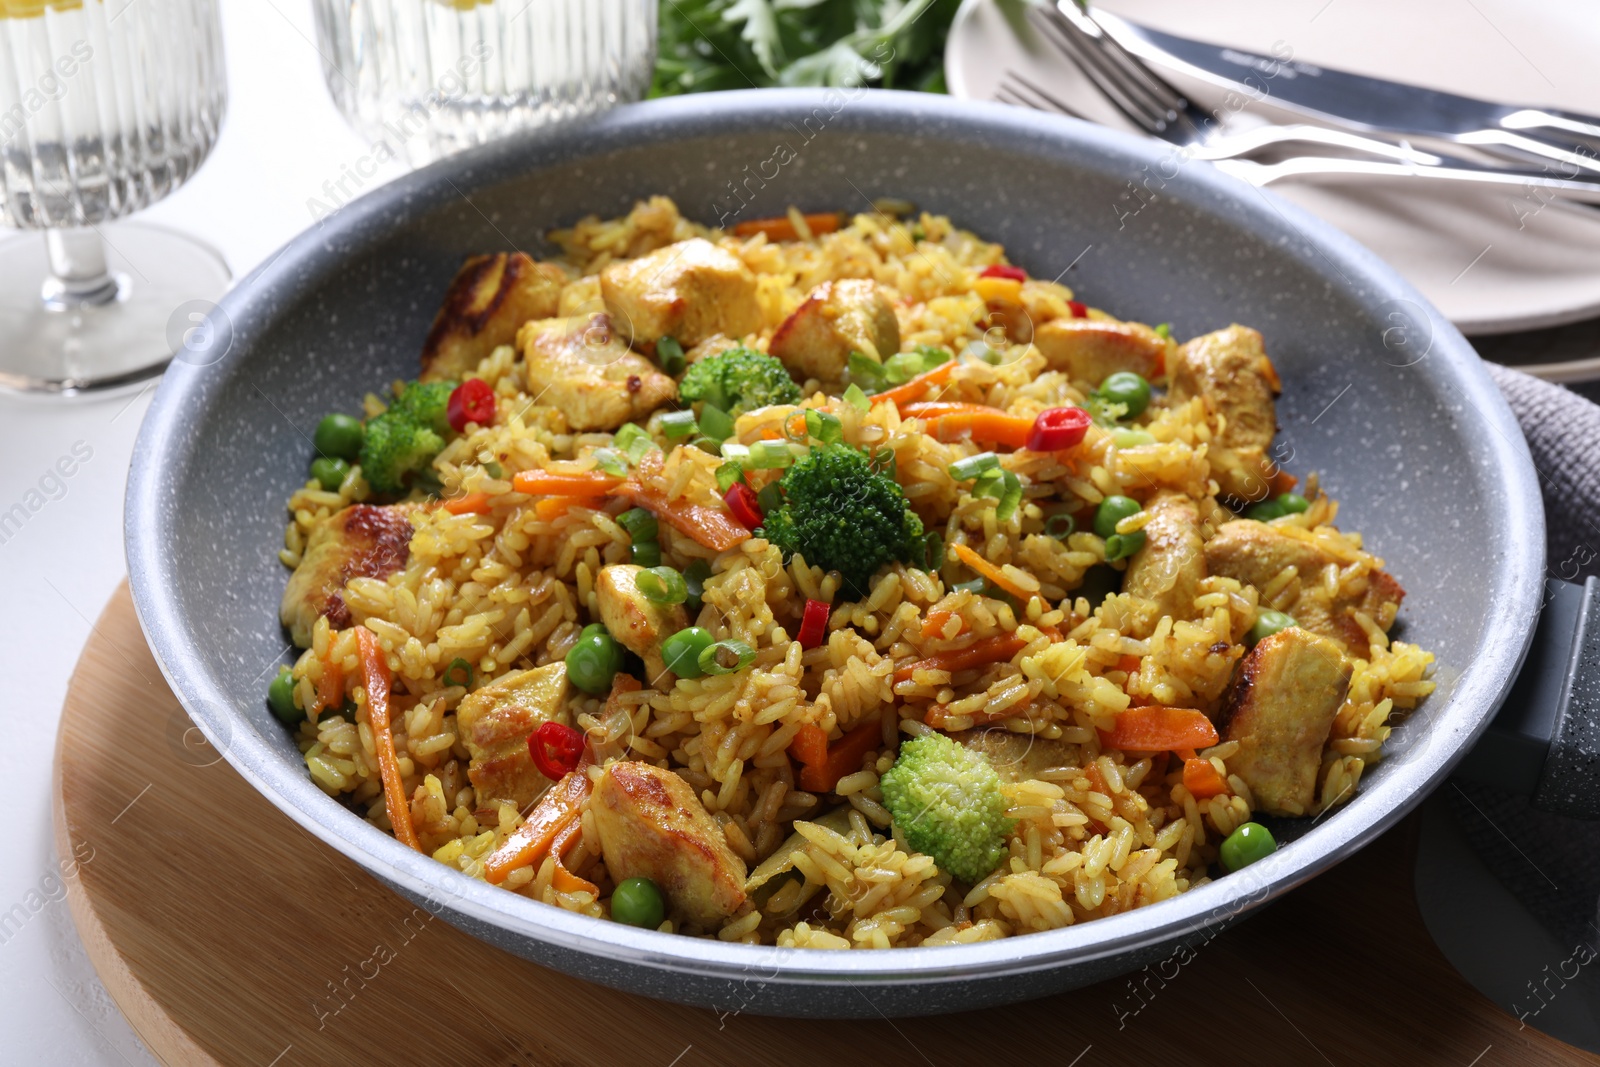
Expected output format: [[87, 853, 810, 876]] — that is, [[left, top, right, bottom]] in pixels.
[[2, 0, 1595, 1061]]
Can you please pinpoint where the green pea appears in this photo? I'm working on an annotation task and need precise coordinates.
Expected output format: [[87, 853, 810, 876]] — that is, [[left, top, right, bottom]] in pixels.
[[1248, 609, 1297, 646], [661, 626, 714, 679], [1098, 371, 1152, 419], [1219, 821, 1277, 873], [1093, 495, 1141, 539], [314, 413, 365, 461], [566, 628, 624, 694], [580, 622, 608, 641], [1276, 492, 1309, 514], [1245, 500, 1286, 522], [631, 540, 662, 568], [310, 456, 350, 492], [268, 667, 303, 724], [611, 876, 665, 928]]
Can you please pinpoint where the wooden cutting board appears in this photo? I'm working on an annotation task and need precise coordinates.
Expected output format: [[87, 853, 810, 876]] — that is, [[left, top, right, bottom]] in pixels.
[[53, 584, 1594, 1067]]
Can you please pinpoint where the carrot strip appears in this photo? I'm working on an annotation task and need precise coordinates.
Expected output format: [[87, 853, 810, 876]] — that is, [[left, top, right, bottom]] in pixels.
[[793, 719, 885, 793], [442, 491, 492, 515], [1184, 757, 1230, 800], [314, 653, 343, 716], [951, 542, 1033, 602], [549, 817, 600, 896], [511, 470, 624, 497], [1102, 706, 1219, 753], [894, 632, 1031, 685], [920, 608, 965, 639], [482, 769, 593, 884], [618, 480, 751, 552], [1267, 468, 1300, 495], [533, 496, 586, 521], [904, 404, 1033, 449], [872, 360, 958, 407], [1116, 653, 1142, 674], [355, 627, 421, 853], [789, 722, 828, 770], [731, 211, 844, 241]]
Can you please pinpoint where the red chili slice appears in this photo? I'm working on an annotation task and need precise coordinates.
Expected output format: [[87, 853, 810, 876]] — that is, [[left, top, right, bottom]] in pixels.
[[724, 481, 764, 529], [979, 264, 1028, 282], [1067, 300, 1088, 319], [797, 598, 830, 650], [447, 378, 497, 432], [1027, 406, 1093, 451], [529, 720, 585, 779]]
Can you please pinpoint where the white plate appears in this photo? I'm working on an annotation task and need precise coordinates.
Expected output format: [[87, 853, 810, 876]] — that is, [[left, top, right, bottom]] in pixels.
[[946, 0, 1600, 342]]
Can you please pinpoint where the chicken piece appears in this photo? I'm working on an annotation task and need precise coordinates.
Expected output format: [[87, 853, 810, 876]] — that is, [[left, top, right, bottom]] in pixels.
[[1123, 492, 1207, 622], [599, 237, 761, 350], [280, 504, 412, 647], [1218, 627, 1352, 816], [592, 761, 749, 926], [768, 278, 901, 384], [1030, 318, 1170, 388], [455, 663, 571, 811], [420, 253, 567, 382], [1167, 325, 1281, 501], [1204, 519, 1406, 652], [517, 313, 677, 431], [595, 564, 690, 683], [952, 730, 1076, 784]]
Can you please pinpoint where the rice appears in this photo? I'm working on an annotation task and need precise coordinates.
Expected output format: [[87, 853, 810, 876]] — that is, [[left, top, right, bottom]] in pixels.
[[277, 195, 1435, 948]]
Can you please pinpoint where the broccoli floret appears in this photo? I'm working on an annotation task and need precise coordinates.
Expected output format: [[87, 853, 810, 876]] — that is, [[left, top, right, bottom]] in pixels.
[[389, 379, 457, 436], [678, 346, 801, 415], [880, 733, 1014, 883], [759, 442, 924, 598], [359, 411, 444, 496]]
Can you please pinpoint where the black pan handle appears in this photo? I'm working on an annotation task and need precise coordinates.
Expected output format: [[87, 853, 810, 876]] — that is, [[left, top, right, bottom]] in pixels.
[[1455, 576, 1600, 817]]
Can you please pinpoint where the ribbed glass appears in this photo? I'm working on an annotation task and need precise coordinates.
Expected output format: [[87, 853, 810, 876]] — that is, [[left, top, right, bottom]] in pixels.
[[0, 0, 226, 229], [313, 0, 655, 167]]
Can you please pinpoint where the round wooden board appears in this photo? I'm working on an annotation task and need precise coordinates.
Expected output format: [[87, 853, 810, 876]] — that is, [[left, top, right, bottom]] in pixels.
[[53, 584, 1597, 1067]]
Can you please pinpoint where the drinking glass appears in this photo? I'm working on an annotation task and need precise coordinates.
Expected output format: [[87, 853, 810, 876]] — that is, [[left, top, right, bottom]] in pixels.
[[312, 0, 656, 169], [0, 0, 230, 395]]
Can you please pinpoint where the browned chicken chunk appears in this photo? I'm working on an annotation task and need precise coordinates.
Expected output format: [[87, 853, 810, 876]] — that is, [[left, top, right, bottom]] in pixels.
[[591, 761, 748, 926], [420, 253, 566, 382], [768, 278, 900, 384], [1030, 318, 1170, 387], [1167, 325, 1281, 501], [517, 313, 677, 431], [455, 662, 571, 811], [1204, 520, 1405, 652], [595, 564, 690, 684], [600, 237, 761, 350], [280, 504, 412, 647], [1123, 491, 1206, 621], [1218, 627, 1352, 816], [952, 730, 1076, 784]]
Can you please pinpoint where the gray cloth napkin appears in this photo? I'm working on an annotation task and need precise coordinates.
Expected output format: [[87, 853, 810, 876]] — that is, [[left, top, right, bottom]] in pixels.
[[1450, 364, 1600, 953]]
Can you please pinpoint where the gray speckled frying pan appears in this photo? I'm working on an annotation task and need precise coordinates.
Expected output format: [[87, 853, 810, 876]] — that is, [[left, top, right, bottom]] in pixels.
[[126, 89, 1577, 1017]]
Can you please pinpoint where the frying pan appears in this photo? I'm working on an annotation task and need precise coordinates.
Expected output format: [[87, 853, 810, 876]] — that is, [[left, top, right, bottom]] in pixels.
[[125, 89, 1583, 1018]]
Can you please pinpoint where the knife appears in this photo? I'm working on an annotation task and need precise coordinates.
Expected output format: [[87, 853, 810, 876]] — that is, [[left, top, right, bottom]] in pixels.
[[1090, 7, 1600, 175]]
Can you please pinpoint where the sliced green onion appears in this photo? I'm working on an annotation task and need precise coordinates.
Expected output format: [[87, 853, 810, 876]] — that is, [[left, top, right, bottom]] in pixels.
[[593, 448, 628, 477], [483, 460, 505, 480], [1044, 513, 1076, 540], [847, 351, 887, 392], [749, 439, 797, 469], [683, 559, 711, 614], [715, 462, 746, 493], [699, 403, 735, 443], [1110, 427, 1156, 448], [948, 452, 1001, 481], [972, 467, 1023, 522], [952, 577, 986, 595], [923, 530, 945, 571], [443, 657, 474, 689], [657, 335, 686, 376], [756, 481, 784, 515], [1104, 530, 1147, 562], [637, 566, 688, 604], [698, 638, 756, 676], [961, 339, 1001, 366], [805, 408, 844, 446], [719, 441, 753, 465], [843, 383, 871, 412], [659, 410, 698, 439], [883, 345, 949, 384], [614, 423, 656, 463], [1154, 323, 1172, 340], [616, 507, 658, 543], [631, 539, 662, 567]]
